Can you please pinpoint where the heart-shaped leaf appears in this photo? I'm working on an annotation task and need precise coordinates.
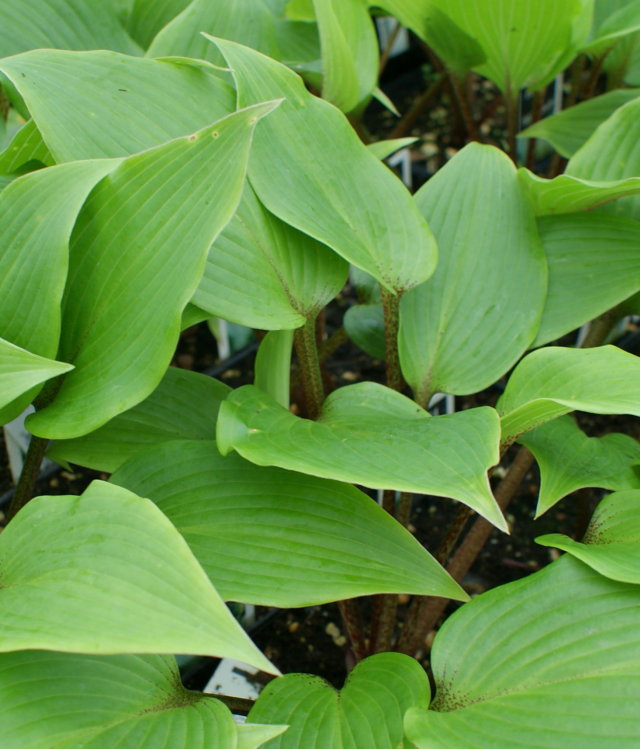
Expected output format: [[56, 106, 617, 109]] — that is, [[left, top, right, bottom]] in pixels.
[[48, 367, 230, 472], [498, 346, 640, 447], [518, 89, 640, 158], [110, 440, 467, 606], [533, 213, 640, 347], [217, 382, 505, 529], [537, 490, 640, 585], [0, 50, 235, 162], [0, 480, 275, 672], [0, 119, 54, 173], [405, 555, 640, 749], [208, 37, 437, 293], [399, 143, 546, 405], [518, 416, 640, 516], [248, 653, 430, 749], [27, 102, 278, 440], [0, 651, 286, 749]]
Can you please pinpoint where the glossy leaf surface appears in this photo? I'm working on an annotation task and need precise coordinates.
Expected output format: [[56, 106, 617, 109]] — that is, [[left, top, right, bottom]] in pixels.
[[217, 383, 505, 529], [519, 416, 640, 516], [111, 441, 467, 606], [210, 38, 437, 293], [0, 50, 235, 162], [48, 367, 230, 473], [533, 213, 640, 347], [399, 144, 546, 404], [28, 103, 276, 440], [0, 481, 275, 672], [0, 651, 286, 749], [499, 346, 640, 446], [248, 653, 430, 749], [537, 490, 640, 584], [405, 555, 640, 748]]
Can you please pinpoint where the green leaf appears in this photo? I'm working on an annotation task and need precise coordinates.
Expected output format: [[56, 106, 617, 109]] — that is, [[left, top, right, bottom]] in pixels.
[[0, 119, 54, 173], [286, 0, 315, 21], [344, 303, 386, 359], [146, 0, 280, 66], [367, 137, 417, 160], [0, 651, 285, 749], [399, 144, 546, 405], [0, 0, 142, 58], [47, 367, 230, 473], [0, 337, 72, 419], [405, 554, 640, 749], [498, 345, 640, 447], [217, 382, 506, 529], [582, 0, 640, 56], [208, 38, 437, 294], [127, 0, 191, 49], [518, 89, 640, 158], [111, 440, 467, 606], [248, 653, 430, 749], [238, 723, 290, 749], [255, 330, 294, 409], [533, 213, 640, 347], [0, 49, 235, 163], [274, 17, 320, 64], [518, 416, 640, 516], [0, 481, 276, 672], [181, 302, 211, 331], [537, 490, 640, 584], [27, 103, 278, 440], [193, 182, 347, 330], [566, 96, 640, 221]]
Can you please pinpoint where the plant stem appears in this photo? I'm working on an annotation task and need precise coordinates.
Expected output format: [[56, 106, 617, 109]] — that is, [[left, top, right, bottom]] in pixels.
[[389, 73, 446, 139], [379, 20, 401, 76], [318, 325, 348, 364], [6, 435, 49, 522], [380, 285, 404, 392], [581, 304, 623, 349], [294, 316, 325, 420], [525, 88, 545, 171], [582, 53, 608, 101], [566, 54, 587, 109], [505, 87, 519, 165], [449, 72, 479, 142], [208, 694, 255, 716], [338, 598, 368, 662]]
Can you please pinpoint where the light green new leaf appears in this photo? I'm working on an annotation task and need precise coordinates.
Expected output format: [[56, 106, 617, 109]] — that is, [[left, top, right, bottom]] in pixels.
[[0, 50, 235, 163], [533, 213, 640, 347], [582, 0, 640, 56], [217, 382, 505, 529], [538, 490, 640, 584], [367, 137, 417, 160], [344, 303, 386, 359], [0, 481, 275, 672], [418, 2, 486, 76], [0, 651, 286, 749], [27, 103, 278, 440], [238, 724, 290, 749], [47, 367, 230, 473], [147, 0, 280, 67], [405, 555, 640, 748], [0, 337, 72, 419], [0, 119, 53, 173], [248, 653, 430, 749], [518, 89, 640, 158], [193, 182, 348, 330], [518, 416, 640, 516], [0, 0, 141, 59], [111, 441, 467, 606], [498, 345, 640, 446], [181, 302, 212, 330], [127, 0, 191, 49], [255, 330, 294, 409], [399, 144, 546, 405], [209, 38, 437, 293], [566, 96, 640, 221]]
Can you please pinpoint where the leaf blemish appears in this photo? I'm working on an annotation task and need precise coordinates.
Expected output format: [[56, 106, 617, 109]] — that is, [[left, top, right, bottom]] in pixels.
[[212, 132, 219, 138]]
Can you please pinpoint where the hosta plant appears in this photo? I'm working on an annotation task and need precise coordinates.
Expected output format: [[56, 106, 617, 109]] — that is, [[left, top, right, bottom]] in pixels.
[[2, 1, 640, 747]]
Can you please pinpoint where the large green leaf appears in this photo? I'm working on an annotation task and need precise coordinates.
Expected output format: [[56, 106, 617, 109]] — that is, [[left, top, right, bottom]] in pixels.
[[538, 490, 640, 584], [146, 0, 280, 66], [47, 367, 230, 473], [399, 144, 546, 405], [248, 653, 430, 749], [0, 50, 235, 163], [127, 0, 191, 49], [344, 303, 386, 359], [0, 481, 275, 672], [533, 213, 640, 347], [0, 119, 54, 173], [566, 96, 640, 221], [208, 38, 437, 293], [193, 182, 348, 330], [498, 345, 640, 446], [582, 0, 640, 56], [255, 330, 294, 408], [0, 651, 286, 749], [405, 555, 640, 748], [111, 440, 467, 606], [217, 382, 505, 529], [518, 89, 640, 158], [0, 0, 141, 59], [518, 416, 640, 516], [0, 337, 72, 418], [27, 103, 277, 440], [366, 137, 417, 161]]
